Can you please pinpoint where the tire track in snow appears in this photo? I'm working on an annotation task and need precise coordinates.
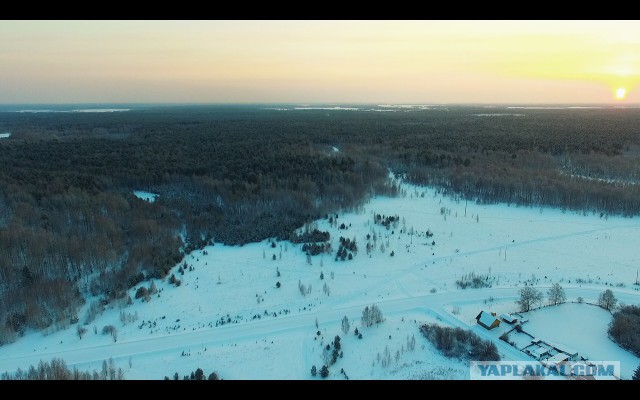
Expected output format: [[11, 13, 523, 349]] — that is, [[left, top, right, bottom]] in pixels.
[[317, 222, 640, 313]]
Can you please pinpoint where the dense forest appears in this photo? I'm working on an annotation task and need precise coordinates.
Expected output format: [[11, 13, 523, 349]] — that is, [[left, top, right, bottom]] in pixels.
[[1, 105, 640, 343]]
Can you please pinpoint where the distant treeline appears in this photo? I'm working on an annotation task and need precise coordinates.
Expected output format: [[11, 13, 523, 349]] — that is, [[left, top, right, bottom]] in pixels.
[[1, 105, 640, 342]]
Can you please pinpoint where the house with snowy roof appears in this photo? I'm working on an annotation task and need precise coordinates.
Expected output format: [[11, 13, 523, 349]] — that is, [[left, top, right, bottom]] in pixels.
[[476, 311, 501, 330]]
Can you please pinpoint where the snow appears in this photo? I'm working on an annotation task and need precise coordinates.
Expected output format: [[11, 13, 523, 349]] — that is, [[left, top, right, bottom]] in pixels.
[[1, 176, 639, 379], [133, 191, 159, 203], [472, 113, 525, 117], [0, 133, 10, 139], [70, 109, 130, 113], [13, 109, 129, 113], [294, 107, 361, 111], [521, 303, 640, 379]]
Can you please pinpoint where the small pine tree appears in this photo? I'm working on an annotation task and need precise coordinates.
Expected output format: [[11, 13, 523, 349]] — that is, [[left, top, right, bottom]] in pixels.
[[320, 365, 329, 378], [341, 316, 350, 335], [633, 364, 640, 380], [311, 365, 317, 377]]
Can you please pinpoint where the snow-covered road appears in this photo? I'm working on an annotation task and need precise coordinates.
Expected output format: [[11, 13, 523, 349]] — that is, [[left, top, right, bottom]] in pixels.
[[2, 285, 638, 377]]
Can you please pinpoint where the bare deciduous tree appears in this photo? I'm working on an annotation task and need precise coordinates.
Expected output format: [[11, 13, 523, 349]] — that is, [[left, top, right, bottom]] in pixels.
[[547, 283, 566, 306], [598, 289, 617, 311], [516, 286, 543, 312], [361, 304, 384, 327]]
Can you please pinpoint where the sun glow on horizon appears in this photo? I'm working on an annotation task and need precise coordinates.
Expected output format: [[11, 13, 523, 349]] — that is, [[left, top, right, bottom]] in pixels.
[[2, 21, 640, 104]]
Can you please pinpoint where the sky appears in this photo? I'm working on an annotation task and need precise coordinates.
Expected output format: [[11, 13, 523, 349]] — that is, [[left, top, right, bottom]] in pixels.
[[1, 20, 639, 104]]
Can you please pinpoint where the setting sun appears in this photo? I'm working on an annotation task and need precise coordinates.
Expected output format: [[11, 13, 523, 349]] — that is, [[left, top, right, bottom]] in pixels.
[[615, 87, 627, 100]]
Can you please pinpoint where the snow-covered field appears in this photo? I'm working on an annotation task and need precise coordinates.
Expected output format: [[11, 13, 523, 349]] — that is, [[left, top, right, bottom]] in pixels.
[[1, 177, 639, 380], [522, 303, 639, 378]]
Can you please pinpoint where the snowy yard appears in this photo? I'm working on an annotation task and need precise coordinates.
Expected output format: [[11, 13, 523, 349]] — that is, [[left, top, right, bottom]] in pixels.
[[521, 303, 640, 379]]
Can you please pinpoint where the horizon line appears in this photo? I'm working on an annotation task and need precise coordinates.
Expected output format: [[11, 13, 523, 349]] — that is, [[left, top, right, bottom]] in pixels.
[[1, 102, 638, 107]]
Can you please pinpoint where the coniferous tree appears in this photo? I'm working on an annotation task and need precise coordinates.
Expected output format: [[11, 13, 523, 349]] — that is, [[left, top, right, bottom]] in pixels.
[[341, 316, 350, 335], [633, 364, 640, 380]]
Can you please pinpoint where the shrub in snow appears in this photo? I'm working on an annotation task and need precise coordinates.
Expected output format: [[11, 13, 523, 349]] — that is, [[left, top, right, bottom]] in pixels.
[[101, 325, 117, 342], [609, 305, 640, 357], [456, 272, 493, 290], [420, 323, 499, 361], [76, 325, 87, 339], [135, 286, 148, 300]]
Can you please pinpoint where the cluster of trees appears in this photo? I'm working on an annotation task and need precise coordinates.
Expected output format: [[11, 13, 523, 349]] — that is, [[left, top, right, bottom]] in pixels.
[[516, 283, 567, 312], [0, 357, 124, 380], [291, 228, 330, 244], [311, 364, 330, 378], [336, 236, 357, 261], [455, 272, 493, 290], [420, 323, 500, 361], [373, 213, 399, 229], [361, 304, 383, 327], [608, 305, 640, 357], [164, 368, 220, 380], [0, 185, 182, 343], [0, 107, 399, 341], [302, 242, 330, 256]]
